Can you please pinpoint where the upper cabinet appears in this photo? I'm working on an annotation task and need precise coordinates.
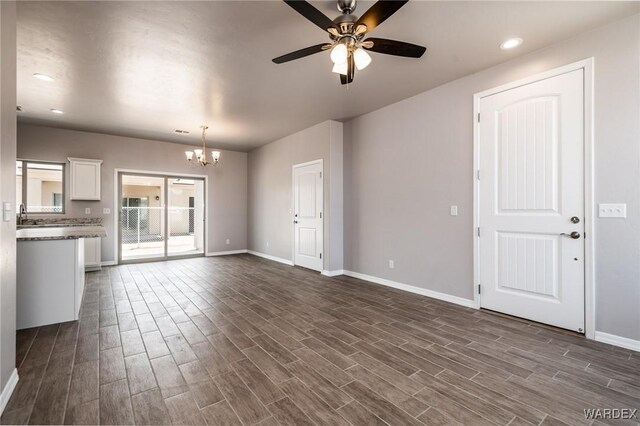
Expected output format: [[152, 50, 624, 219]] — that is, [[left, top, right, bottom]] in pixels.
[[68, 158, 102, 200]]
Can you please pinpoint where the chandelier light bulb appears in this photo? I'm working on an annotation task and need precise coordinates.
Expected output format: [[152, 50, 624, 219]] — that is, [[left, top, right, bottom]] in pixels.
[[330, 43, 348, 65], [353, 48, 371, 70], [185, 151, 194, 161]]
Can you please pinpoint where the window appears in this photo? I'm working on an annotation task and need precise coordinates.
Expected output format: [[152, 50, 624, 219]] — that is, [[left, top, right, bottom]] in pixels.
[[16, 160, 65, 214]]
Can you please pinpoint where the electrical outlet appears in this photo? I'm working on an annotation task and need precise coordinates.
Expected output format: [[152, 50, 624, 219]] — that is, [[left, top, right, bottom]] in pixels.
[[388, 260, 395, 269], [450, 205, 458, 216], [599, 203, 626, 218], [103, 208, 111, 214], [226, 239, 230, 245], [85, 208, 91, 215]]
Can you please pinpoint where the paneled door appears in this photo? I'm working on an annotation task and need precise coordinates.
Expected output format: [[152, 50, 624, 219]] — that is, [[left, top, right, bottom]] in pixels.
[[293, 160, 323, 272], [478, 69, 585, 332]]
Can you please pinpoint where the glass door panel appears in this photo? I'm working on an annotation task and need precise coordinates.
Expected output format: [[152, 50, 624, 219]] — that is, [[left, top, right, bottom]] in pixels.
[[167, 178, 205, 256], [120, 174, 165, 261]]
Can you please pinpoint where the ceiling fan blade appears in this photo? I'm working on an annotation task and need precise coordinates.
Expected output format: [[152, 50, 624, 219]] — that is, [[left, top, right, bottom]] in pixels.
[[341, 55, 354, 85], [348, 54, 354, 81], [364, 37, 426, 58], [272, 43, 329, 64], [283, 0, 337, 32], [355, 0, 409, 33]]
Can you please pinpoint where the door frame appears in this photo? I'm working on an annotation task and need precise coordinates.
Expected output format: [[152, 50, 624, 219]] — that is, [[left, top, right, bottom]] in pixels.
[[113, 168, 209, 264], [472, 58, 595, 339], [291, 159, 324, 271]]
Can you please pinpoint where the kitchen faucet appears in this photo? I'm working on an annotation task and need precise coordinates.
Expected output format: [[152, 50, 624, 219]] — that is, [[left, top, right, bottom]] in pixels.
[[18, 203, 27, 225]]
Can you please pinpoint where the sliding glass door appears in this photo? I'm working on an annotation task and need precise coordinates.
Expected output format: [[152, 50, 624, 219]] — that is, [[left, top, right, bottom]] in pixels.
[[167, 178, 205, 256], [118, 173, 205, 263]]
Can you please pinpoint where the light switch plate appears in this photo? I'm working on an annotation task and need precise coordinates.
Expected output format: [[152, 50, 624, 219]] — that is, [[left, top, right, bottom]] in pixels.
[[3, 202, 11, 222], [598, 203, 626, 218], [388, 260, 395, 269], [450, 205, 458, 216], [85, 207, 91, 215]]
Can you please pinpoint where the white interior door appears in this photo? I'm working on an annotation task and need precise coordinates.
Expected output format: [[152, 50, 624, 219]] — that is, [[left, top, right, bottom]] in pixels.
[[479, 69, 585, 332], [293, 161, 323, 272]]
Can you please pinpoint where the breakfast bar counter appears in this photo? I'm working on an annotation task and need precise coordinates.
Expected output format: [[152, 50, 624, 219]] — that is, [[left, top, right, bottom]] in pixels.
[[16, 225, 107, 329], [16, 225, 107, 241]]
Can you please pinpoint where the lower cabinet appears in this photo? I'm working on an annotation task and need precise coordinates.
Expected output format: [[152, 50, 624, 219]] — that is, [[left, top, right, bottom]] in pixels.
[[17, 238, 86, 329], [84, 237, 102, 271]]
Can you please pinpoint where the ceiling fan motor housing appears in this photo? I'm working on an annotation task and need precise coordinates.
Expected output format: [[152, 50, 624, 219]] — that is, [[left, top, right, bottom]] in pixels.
[[333, 14, 357, 35]]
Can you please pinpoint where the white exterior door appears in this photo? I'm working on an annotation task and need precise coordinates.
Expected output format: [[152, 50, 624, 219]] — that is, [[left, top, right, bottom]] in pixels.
[[479, 69, 585, 332], [293, 161, 323, 272]]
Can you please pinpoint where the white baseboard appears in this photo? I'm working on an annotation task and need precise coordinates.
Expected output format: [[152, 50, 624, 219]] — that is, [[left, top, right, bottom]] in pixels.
[[101, 260, 117, 266], [0, 368, 18, 415], [322, 269, 344, 277], [594, 331, 640, 352], [247, 250, 294, 266], [206, 249, 248, 257], [343, 270, 477, 309]]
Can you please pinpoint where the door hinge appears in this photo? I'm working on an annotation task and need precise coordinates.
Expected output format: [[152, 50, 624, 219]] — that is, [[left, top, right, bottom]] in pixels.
[[319, 171, 322, 178], [478, 284, 481, 294], [477, 227, 481, 237], [476, 170, 480, 180], [319, 212, 322, 219], [477, 113, 481, 122], [319, 253, 322, 259]]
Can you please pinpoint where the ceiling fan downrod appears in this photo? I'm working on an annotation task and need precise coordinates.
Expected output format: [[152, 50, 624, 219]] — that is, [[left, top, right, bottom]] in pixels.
[[337, 0, 357, 14]]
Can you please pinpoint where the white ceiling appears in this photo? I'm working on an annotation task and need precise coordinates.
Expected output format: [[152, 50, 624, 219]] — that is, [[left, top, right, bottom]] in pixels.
[[17, 1, 639, 151]]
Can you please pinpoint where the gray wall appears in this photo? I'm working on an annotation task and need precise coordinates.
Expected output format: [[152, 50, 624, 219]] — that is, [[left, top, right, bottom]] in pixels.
[[0, 0, 17, 400], [248, 120, 343, 271], [17, 124, 248, 262], [344, 15, 640, 340]]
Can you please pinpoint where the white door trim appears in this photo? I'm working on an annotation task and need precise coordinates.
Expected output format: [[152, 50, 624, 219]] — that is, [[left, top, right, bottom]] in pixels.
[[292, 159, 324, 271], [473, 58, 595, 339], [112, 168, 209, 264]]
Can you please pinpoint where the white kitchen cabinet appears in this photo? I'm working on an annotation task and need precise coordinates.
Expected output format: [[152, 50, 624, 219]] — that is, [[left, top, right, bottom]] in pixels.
[[84, 237, 102, 271], [68, 157, 102, 200], [17, 238, 85, 329]]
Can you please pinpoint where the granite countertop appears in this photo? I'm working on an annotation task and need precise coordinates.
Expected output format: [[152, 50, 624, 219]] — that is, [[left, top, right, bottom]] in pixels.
[[17, 225, 107, 241]]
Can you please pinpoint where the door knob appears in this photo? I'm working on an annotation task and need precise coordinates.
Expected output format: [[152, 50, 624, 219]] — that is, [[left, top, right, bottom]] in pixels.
[[561, 231, 581, 239], [570, 216, 580, 224]]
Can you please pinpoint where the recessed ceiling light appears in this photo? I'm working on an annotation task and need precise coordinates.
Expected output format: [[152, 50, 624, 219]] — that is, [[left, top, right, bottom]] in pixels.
[[33, 73, 55, 82], [49, 109, 64, 114], [500, 38, 523, 50]]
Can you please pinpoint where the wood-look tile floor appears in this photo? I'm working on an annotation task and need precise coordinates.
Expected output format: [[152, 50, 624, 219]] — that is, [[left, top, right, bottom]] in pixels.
[[2, 254, 639, 425]]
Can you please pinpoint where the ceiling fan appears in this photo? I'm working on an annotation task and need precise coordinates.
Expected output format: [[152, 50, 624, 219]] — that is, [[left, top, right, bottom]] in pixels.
[[272, 0, 426, 85]]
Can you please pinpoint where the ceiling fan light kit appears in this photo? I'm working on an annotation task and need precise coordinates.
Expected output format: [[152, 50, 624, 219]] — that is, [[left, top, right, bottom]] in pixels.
[[332, 61, 348, 75], [330, 43, 349, 64], [353, 47, 372, 70], [273, 0, 426, 85]]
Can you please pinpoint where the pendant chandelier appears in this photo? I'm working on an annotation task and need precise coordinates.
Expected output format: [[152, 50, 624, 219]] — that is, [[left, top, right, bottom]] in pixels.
[[185, 125, 220, 166]]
